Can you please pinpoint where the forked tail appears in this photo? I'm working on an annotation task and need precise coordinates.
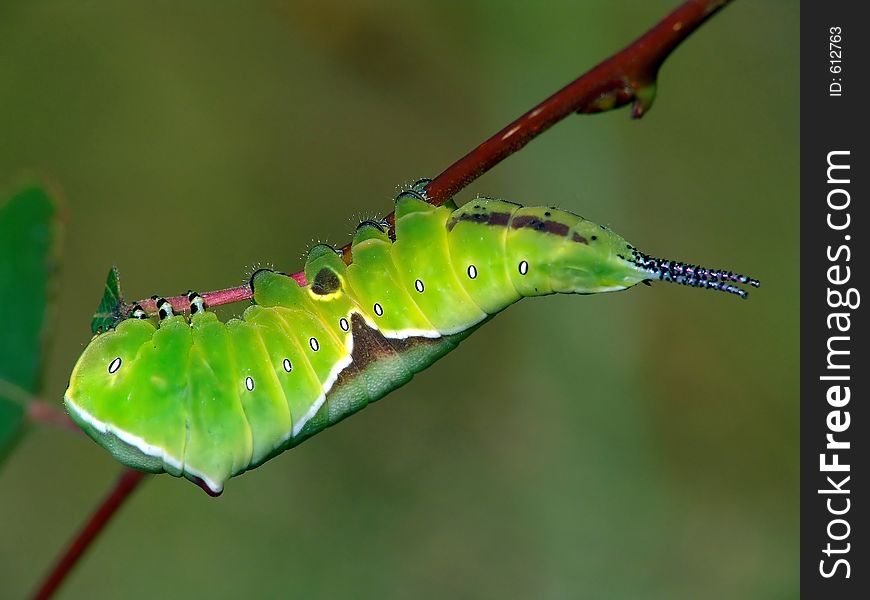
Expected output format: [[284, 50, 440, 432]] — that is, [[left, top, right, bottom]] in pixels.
[[630, 250, 760, 299]]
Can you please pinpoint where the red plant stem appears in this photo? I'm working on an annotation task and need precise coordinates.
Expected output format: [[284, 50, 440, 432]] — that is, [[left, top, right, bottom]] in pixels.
[[129, 0, 731, 319], [424, 0, 731, 203], [44, 2, 732, 598], [27, 401, 80, 434], [31, 469, 148, 600], [0, 379, 81, 434], [133, 270, 306, 316]]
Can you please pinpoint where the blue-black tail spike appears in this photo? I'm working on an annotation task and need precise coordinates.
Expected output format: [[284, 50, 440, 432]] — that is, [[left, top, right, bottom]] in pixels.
[[630, 249, 760, 300]]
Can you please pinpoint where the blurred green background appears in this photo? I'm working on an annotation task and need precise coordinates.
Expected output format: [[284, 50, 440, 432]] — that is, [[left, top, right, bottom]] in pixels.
[[0, 1, 798, 598]]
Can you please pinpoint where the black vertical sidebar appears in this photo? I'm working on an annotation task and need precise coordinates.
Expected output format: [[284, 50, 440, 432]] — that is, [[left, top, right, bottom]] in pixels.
[[801, 2, 867, 598]]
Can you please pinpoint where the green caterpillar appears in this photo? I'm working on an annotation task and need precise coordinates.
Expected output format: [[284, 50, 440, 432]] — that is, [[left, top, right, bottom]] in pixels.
[[64, 182, 759, 495]]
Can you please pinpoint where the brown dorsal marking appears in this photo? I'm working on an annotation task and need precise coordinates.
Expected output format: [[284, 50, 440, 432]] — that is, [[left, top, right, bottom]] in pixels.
[[446, 211, 513, 231], [346, 313, 400, 366], [329, 314, 410, 400], [510, 215, 570, 237], [342, 314, 449, 372], [326, 314, 472, 417], [310, 268, 341, 295], [571, 232, 589, 244]]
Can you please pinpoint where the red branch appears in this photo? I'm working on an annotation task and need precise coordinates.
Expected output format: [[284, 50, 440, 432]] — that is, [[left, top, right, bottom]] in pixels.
[[423, 0, 731, 204], [130, 0, 731, 318], [41, 1, 733, 597], [27, 401, 80, 434], [31, 469, 148, 600]]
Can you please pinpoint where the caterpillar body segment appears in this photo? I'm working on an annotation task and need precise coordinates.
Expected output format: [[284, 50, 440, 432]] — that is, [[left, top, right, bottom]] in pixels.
[[391, 194, 486, 333], [64, 191, 758, 495]]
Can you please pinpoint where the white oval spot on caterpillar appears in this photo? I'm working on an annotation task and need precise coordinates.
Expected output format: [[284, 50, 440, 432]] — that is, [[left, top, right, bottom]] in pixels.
[[415, 279, 424, 293], [108, 357, 122, 374], [309, 337, 320, 351], [245, 376, 254, 391], [519, 260, 529, 275], [339, 317, 349, 331], [374, 303, 383, 316], [283, 358, 292, 372], [467, 264, 478, 279]]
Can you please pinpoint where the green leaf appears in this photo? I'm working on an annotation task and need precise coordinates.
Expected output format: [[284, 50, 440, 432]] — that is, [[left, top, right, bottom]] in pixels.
[[0, 183, 62, 462], [90, 266, 125, 335]]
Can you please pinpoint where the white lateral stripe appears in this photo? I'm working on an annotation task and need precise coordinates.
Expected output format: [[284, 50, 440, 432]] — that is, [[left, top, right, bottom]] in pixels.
[[348, 307, 446, 339], [380, 327, 442, 339], [291, 393, 326, 438], [67, 391, 224, 493], [65, 302, 479, 491], [290, 352, 353, 437], [64, 392, 183, 472]]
